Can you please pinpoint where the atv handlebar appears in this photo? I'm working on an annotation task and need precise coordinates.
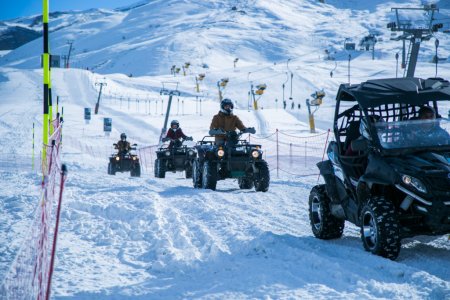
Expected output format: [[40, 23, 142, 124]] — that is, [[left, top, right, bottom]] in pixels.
[[208, 127, 256, 136]]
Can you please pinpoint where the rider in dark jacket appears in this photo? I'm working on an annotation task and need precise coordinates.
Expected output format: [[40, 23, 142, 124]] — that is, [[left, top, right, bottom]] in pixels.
[[164, 120, 192, 148], [116, 133, 131, 155]]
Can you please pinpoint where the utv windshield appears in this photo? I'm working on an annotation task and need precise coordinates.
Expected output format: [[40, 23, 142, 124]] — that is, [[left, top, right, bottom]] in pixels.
[[375, 118, 450, 149]]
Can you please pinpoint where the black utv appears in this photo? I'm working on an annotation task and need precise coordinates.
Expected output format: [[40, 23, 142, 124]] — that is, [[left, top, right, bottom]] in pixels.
[[310, 77, 450, 260], [192, 128, 270, 192], [108, 144, 141, 177], [154, 137, 196, 178]]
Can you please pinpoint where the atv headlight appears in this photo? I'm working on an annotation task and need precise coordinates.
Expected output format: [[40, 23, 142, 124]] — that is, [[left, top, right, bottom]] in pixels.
[[217, 149, 225, 157], [188, 150, 195, 156], [251, 150, 260, 158], [402, 175, 427, 193], [115, 156, 120, 161], [132, 156, 137, 161], [165, 151, 171, 156]]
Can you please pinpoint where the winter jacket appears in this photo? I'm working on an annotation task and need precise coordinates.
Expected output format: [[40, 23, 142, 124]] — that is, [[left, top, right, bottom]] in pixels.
[[116, 140, 131, 155], [210, 111, 246, 143], [166, 128, 188, 148]]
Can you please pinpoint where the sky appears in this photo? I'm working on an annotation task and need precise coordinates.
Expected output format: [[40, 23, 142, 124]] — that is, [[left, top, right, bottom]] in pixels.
[[0, 0, 140, 21]]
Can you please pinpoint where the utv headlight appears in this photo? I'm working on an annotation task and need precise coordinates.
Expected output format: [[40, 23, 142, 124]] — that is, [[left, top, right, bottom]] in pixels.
[[251, 150, 260, 158], [165, 151, 171, 156], [115, 156, 120, 161], [217, 149, 225, 157], [402, 175, 427, 193]]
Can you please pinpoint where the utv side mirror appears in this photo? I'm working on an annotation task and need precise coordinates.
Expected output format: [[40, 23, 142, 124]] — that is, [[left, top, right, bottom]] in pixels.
[[351, 138, 368, 152]]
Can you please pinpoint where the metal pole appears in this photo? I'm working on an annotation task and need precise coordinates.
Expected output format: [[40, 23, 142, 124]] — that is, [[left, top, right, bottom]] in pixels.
[[289, 72, 293, 100], [348, 54, 351, 85], [395, 52, 399, 78], [42, 0, 50, 172], [435, 39, 439, 77], [160, 94, 174, 143]]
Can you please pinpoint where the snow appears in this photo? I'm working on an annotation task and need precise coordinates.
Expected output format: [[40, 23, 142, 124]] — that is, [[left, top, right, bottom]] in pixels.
[[0, 0, 449, 299]]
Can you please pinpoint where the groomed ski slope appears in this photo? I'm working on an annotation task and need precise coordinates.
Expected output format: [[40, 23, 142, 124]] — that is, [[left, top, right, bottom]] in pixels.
[[1, 0, 450, 298]]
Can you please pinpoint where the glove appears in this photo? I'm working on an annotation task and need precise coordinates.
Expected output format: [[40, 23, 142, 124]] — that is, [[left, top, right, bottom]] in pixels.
[[209, 128, 225, 135], [162, 137, 169, 142], [244, 127, 256, 134], [186, 136, 194, 141]]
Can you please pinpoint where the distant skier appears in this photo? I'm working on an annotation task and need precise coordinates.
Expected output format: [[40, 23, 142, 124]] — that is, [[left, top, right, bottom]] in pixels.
[[209, 98, 255, 144], [162, 120, 193, 148], [115, 133, 131, 156]]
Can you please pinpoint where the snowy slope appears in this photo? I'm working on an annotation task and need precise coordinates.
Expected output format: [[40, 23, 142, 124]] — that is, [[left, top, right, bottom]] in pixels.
[[1, 0, 450, 299]]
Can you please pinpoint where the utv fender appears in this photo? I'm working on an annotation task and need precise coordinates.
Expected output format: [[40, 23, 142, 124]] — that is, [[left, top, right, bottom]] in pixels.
[[359, 176, 392, 189]]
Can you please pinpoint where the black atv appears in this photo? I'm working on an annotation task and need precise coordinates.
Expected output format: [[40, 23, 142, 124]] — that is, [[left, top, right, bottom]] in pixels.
[[108, 144, 141, 177], [309, 77, 450, 260], [192, 128, 270, 192], [154, 137, 196, 178]]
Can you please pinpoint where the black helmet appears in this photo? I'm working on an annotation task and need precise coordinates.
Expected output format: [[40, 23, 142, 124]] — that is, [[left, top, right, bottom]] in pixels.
[[221, 98, 234, 115], [120, 133, 127, 140], [170, 120, 179, 128]]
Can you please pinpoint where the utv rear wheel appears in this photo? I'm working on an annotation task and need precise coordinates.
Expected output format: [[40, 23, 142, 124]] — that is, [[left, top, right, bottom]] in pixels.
[[202, 161, 217, 190], [238, 177, 254, 189], [360, 197, 401, 260], [154, 159, 166, 178], [192, 160, 203, 188], [108, 163, 116, 175], [309, 185, 344, 239], [254, 161, 270, 192]]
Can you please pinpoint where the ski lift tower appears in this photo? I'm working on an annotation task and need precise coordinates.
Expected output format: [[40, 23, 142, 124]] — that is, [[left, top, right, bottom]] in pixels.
[[388, 4, 443, 77], [159, 81, 181, 143]]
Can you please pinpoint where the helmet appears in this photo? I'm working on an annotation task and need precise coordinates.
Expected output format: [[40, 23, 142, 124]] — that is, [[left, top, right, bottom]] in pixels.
[[120, 133, 127, 140], [220, 98, 234, 115], [170, 120, 179, 129]]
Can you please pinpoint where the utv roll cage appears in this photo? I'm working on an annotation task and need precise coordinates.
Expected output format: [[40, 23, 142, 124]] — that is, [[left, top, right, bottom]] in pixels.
[[334, 77, 450, 156]]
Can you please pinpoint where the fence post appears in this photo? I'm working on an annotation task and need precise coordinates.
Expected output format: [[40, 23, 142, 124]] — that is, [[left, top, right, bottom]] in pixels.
[[276, 129, 279, 178]]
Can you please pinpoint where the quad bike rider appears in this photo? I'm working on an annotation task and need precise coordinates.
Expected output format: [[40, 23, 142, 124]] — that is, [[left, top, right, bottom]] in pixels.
[[192, 98, 270, 191], [154, 120, 195, 178], [309, 77, 450, 260], [108, 133, 141, 177]]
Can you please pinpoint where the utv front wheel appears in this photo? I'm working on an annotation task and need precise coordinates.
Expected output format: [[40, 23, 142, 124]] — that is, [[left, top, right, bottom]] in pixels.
[[192, 160, 203, 188], [360, 197, 400, 260], [154, 159, 166, 178], [202, 161, 217, 190], [309, 185, 344, 239]]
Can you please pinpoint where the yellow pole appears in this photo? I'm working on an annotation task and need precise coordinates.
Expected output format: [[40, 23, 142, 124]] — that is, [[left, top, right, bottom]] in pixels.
[[42, 0, 50, 174]]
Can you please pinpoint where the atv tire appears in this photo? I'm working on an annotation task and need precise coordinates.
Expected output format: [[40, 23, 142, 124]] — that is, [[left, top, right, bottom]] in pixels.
[[254, 161, 270, 192], [360, 196, 401, 260], [185, 166, 193, 179], [108, 163, 116, 175], [154, 159, 166, 178], [238, 177, 254, 189], [192, 160, 203, 188], [309, 185, 344, 239], [131, 164, 141, 177], [202, 161, 217, 190]]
